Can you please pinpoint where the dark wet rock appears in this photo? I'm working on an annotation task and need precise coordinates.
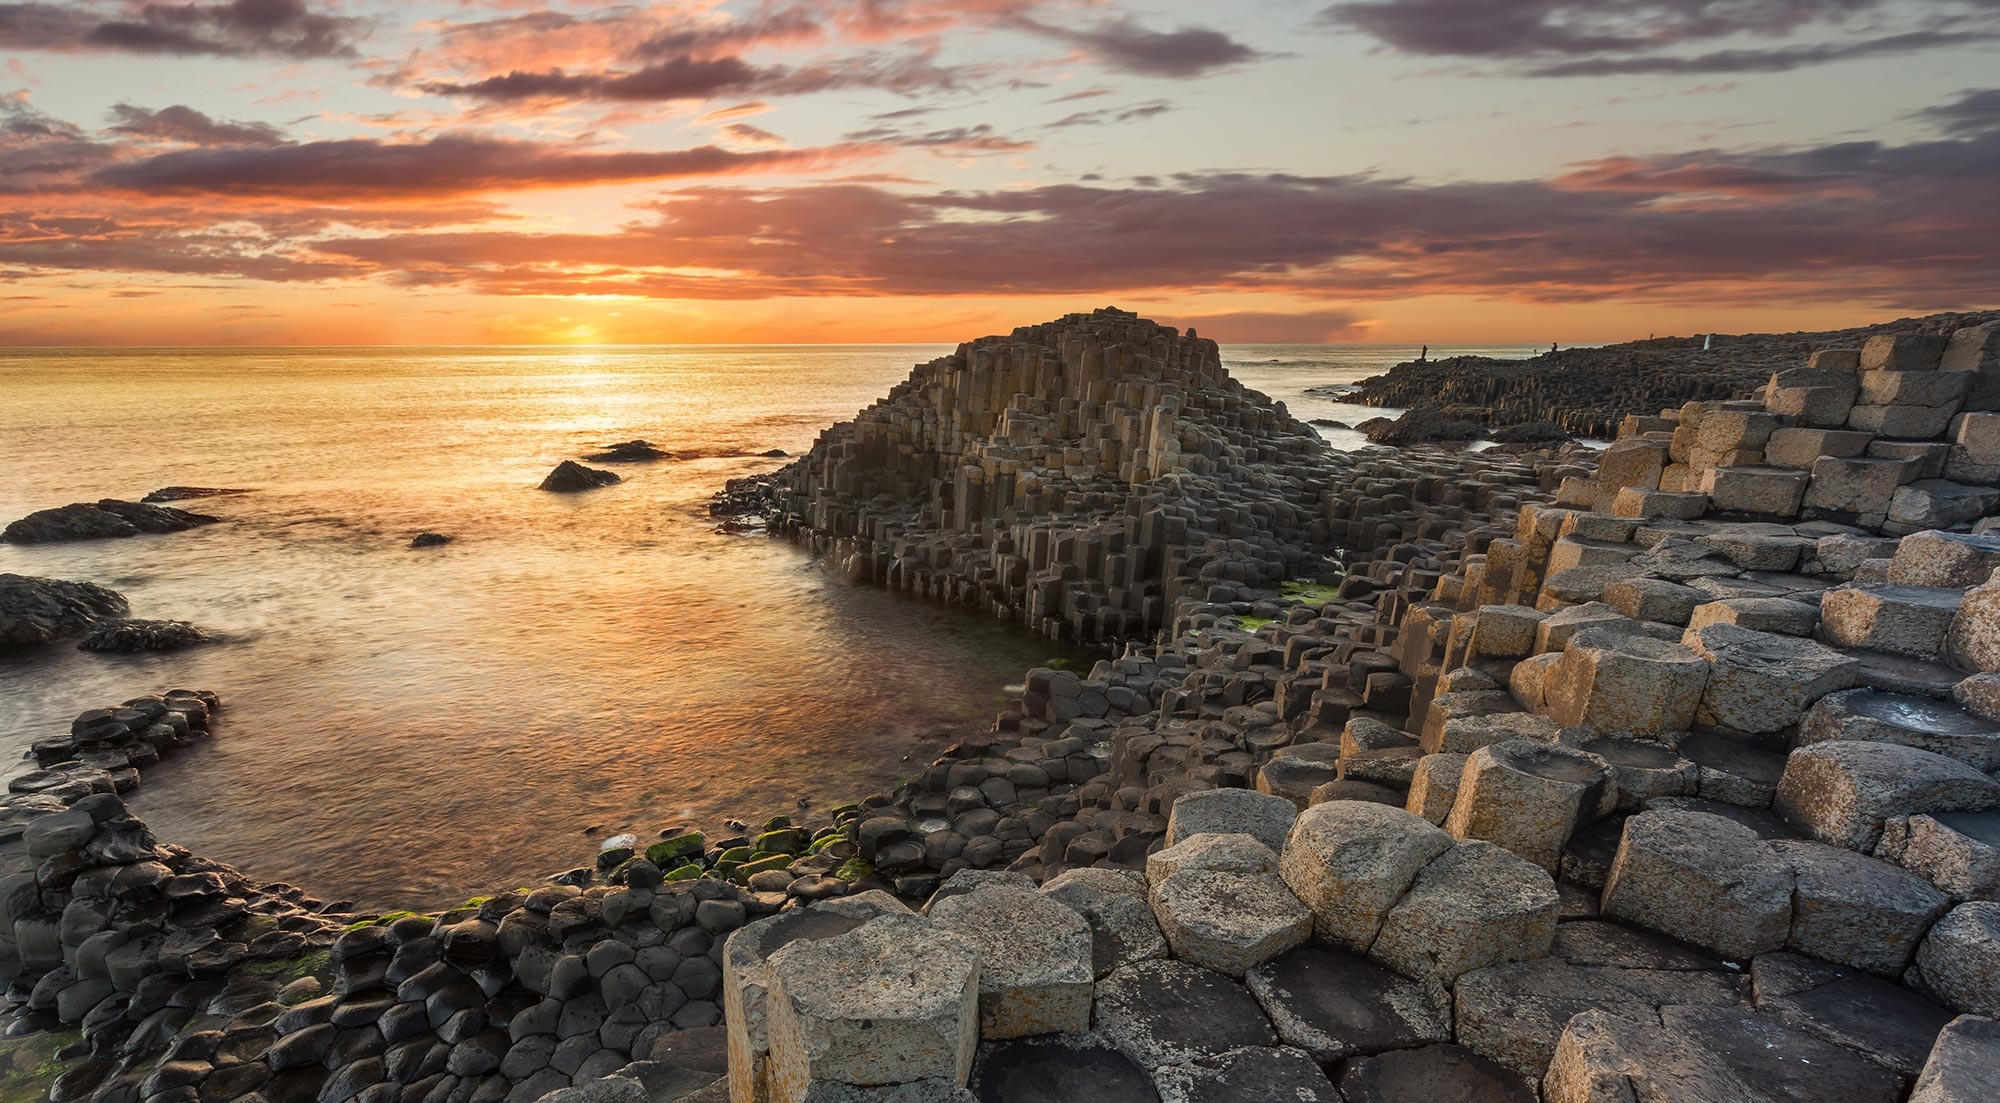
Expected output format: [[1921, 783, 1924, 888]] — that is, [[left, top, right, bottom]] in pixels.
[[1546, 1005, 1906, 1103], [1093, 959, 1277, 1069], [1152, 1045, 1338, 1102], [142, 487, 249, 503], [410, 533, 452, 548], [757, 449, 787, 458], [1245, 945, 1448, 1064], [539, 462, 622, 493], [3, 499, 220, 544], [971, 1036, 1158, 1103], [1308, 418, 1349, 429], [1750, 951, 1954, 1077], [1336, 1043, 1537, 1103], [77, 620, 214, 654], [1358, 409, 1488, 447], [0, 574, 129, 646], [583, 441, 666, 463]]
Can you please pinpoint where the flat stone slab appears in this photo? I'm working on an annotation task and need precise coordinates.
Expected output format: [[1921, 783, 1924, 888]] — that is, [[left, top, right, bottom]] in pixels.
[[1750, 951, 1955, 1077], [1150, 1046, 1337, 1103], [1335, 1043, 1536, 1103], [1092, 960, 1277, 1070], [1771, 838, 1949, 975], [1544, 1005, 1906, 1103], [1146, 833, 1277, 888], [1244, 945, 1448, 1065], [1453, 953, 1746, 1080], [968, 1035, 1158, 1103], [1800, 689, 2000, 773], [1149, 870, 1309, 977]]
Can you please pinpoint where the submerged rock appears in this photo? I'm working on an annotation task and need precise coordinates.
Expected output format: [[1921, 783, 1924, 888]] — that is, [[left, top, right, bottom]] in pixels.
[[539, 461, 622, 492], [2, 499, 220, 544], [0, 574, 129, 646], [584, 440, 667, 463], [1490, 420, 1573, 444], [77, 619, 214, 653], [142, 487, 250, 503], [409, 532, 452, 548]]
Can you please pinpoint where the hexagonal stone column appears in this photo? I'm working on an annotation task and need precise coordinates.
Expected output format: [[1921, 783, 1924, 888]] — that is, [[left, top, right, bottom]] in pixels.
[[1545, 630, 1709, 737], [928, 887, 1093, 1038], [1913, 902, 2000, 1017], [1370, 840, 1558, 998], [1950, 573, 2000, 673], [1163, 789, 1297, 855], [1820, 584, 1963, 659], [724, 892, 911, 1103], [1039, 868, 1165, 980], [1600, 810, 1794, 960], [1277, 802, 1453, 952], [1149, 867, 1310, 977], [1146, 833, 1278, 887], [1771, 839, 1950, 975], [1442, 741, 1614, 872], [1774, 741, 2000, 852], [1881, 811, 2000, 902], [763, 914, 980, 1103], [1891, 530, 2000, 589], [1681, 624, 1858, 734], [1799, 689, 2000, 773]]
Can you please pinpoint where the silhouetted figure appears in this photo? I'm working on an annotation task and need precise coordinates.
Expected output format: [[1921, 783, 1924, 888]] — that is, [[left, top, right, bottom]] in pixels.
[[1551, 342, 1559, 353], [1419, 344, 1428, 361]]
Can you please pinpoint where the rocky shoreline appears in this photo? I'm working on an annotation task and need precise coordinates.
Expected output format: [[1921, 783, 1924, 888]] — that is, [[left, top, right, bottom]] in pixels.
[[4, 308, 2000, 1103], [1344, 310, 2000, 440]]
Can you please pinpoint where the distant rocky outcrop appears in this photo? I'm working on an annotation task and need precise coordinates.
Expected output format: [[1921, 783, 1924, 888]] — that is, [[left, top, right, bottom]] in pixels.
[[1357, 408, 1488, 447], [1, 499, 220, 544], [584, 440, 667, 463], [0, 574, 129, 646], [142, 487, 249, 503], [409, 532, 453, 548], [76, 619, 213, 653], [1349, 309, 2000, 439], [539, 460, 622, 492]]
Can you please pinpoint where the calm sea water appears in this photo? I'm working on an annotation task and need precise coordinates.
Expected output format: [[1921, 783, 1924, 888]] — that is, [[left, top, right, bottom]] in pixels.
[[0, 341, 1533, 910]]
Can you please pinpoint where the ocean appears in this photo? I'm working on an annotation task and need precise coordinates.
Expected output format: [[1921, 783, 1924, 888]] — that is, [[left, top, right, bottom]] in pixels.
[[0, 341, 1536, 910]]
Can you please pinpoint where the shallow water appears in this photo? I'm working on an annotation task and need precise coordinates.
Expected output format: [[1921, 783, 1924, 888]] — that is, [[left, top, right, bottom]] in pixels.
[[0, 341, 1532, 911]]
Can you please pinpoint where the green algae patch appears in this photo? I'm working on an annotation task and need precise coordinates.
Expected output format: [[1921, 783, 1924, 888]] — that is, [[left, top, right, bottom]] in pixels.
[[834, 857, 874, 882], [662, 863, 703, 882], [738, 854, 794, 881], [754, 829, 807, 854], [1280, 579, 1343, 604], [0, 1027, 79, 1103], [647, 832, 706, 866], [241, 949, 331, 984], [1236, 616, 1275, 631], [344, 910, 431, 932]]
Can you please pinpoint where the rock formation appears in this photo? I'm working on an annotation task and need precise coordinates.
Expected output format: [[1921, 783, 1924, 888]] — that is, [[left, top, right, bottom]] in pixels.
[[540, 461, 622, 492], [6, 311, 2000, 1103], [76, 619, 214, 653], [1350, 309, 2000, 439], [0, 574, 129, 646], [2, 500, 220, 544]]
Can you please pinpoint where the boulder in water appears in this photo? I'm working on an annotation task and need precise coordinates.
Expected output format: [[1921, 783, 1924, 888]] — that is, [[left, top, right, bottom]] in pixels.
[[410, 532, 453, 548], [760, 448, 788, 458], [539, 461, 622, 492], [0, 575, 130, 646], [77, 619, 214, 653], [2, 499, 220, 544], [583, 440, 666, 463]]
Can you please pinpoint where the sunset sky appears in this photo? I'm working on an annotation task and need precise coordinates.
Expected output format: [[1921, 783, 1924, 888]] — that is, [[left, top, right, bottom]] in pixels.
[[3, 0, 1997, 345]]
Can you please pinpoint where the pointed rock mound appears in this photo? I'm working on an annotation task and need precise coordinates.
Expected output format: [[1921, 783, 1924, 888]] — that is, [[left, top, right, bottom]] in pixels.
[[539, 460, 622, 492]]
